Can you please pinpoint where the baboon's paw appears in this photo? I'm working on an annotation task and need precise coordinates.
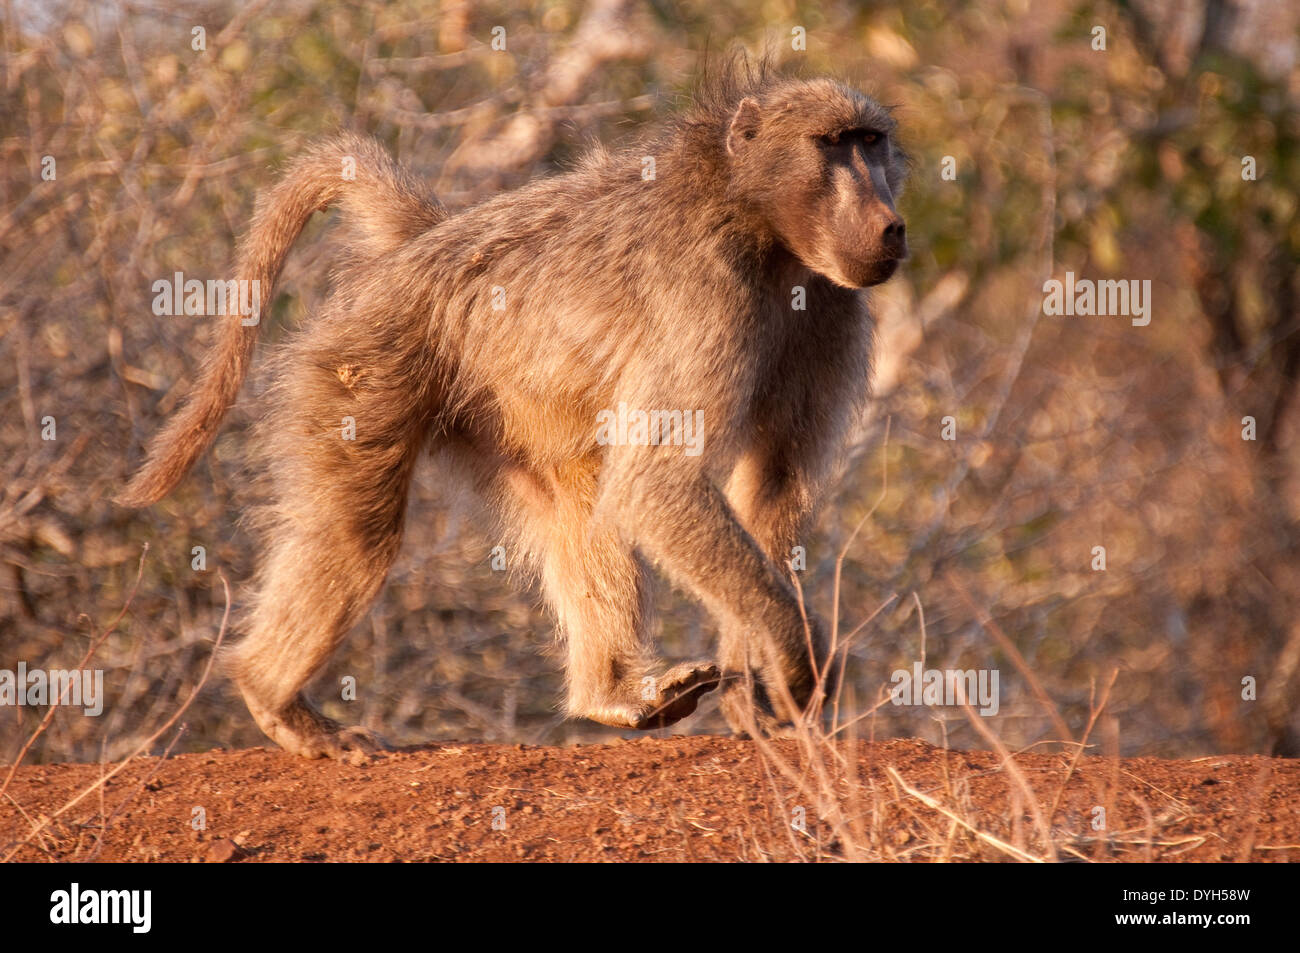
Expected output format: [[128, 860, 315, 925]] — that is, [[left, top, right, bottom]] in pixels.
[[248, 695, 392, 763], [324, 726, 393, 766], [726, 718, 800, 741], [631, 661, 722, 730], [270, 723, 392, 764], [576, 662, 721, 730], [719, 681, 797, 739]]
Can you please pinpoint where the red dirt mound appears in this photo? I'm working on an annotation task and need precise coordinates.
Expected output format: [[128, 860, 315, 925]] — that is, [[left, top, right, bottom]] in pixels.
[[3, 736, 1297, 862]]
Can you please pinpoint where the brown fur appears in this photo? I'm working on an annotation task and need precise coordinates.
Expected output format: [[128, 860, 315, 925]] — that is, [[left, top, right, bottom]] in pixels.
[[121, 60, 908, 758]]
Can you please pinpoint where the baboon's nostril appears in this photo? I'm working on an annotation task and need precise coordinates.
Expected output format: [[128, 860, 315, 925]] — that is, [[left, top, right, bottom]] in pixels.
[[881, 218, 906, 257]]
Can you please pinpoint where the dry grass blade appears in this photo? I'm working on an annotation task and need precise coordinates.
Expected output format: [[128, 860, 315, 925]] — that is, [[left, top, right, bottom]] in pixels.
[[1, 574, 232, 864], [1047, 667, 1119, 824], [885, 766, 1046, 863], [0, 544, 149, 801]]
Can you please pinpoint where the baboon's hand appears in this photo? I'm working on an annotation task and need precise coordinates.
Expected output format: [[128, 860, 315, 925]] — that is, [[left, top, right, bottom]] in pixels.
[[717, 671, 832, 740], [580, 661, 721, 730], [718, 682, 798, 740], [632, 661, 722, 729]]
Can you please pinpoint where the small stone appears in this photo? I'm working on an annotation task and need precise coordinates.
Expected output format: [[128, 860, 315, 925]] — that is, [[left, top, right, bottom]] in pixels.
[[204, 838, 245, 863]]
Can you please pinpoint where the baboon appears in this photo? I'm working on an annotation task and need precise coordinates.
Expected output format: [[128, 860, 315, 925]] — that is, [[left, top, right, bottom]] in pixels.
[[120, 60, 908, 759]]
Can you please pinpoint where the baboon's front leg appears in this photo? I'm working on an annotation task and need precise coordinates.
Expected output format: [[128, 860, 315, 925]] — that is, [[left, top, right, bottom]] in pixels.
[[602, 455, 823, 728], [718, 452, 832, 736], [477, 452, 720, 731], [533, 492, 720, 730]]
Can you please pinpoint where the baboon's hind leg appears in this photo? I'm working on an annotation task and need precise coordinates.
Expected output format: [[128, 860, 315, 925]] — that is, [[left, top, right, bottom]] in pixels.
[[231, 357, 422, 761]]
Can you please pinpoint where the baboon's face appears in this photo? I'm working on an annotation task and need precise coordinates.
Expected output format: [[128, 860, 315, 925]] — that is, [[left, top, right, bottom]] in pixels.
[[726, 80, 908, 289]]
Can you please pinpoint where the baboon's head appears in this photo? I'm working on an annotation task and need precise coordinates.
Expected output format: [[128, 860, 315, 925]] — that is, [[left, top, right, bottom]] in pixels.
[[724, 77, 908, 288]]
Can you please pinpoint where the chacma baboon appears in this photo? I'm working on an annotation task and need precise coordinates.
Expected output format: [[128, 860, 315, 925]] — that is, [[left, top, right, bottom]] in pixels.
[[121, 60, 908, 759]]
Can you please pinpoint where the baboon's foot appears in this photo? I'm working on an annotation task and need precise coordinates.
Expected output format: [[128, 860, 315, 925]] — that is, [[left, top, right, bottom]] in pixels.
[[579, 661, 721, 730], [245, 693, 391, 765]]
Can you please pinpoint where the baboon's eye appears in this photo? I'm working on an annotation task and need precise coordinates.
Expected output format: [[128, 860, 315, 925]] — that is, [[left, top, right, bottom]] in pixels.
[[845, 128, 883, 146], [816, 128, 883, 148]]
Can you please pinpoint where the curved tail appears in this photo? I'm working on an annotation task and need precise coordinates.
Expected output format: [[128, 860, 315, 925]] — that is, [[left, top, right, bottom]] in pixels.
[[119, 133, 445, 507]]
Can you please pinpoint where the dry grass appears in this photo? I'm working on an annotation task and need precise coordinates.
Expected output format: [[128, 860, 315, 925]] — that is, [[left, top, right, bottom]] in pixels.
[[3, 0, 1299, 769]]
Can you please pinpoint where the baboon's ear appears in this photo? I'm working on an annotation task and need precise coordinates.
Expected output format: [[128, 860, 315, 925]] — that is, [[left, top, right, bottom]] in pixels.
[[725, 97, 762, 156]]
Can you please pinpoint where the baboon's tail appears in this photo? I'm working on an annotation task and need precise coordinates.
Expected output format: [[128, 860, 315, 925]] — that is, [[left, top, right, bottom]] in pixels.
[[119, 133, 445, 507]]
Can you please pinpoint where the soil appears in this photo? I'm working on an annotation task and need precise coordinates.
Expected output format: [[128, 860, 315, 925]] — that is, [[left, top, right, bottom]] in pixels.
[[3, 736, 1298, 862]]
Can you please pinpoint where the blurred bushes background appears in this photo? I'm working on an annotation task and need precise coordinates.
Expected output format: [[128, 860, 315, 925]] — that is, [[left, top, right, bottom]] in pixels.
[[2, 0, 1298, 762]]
